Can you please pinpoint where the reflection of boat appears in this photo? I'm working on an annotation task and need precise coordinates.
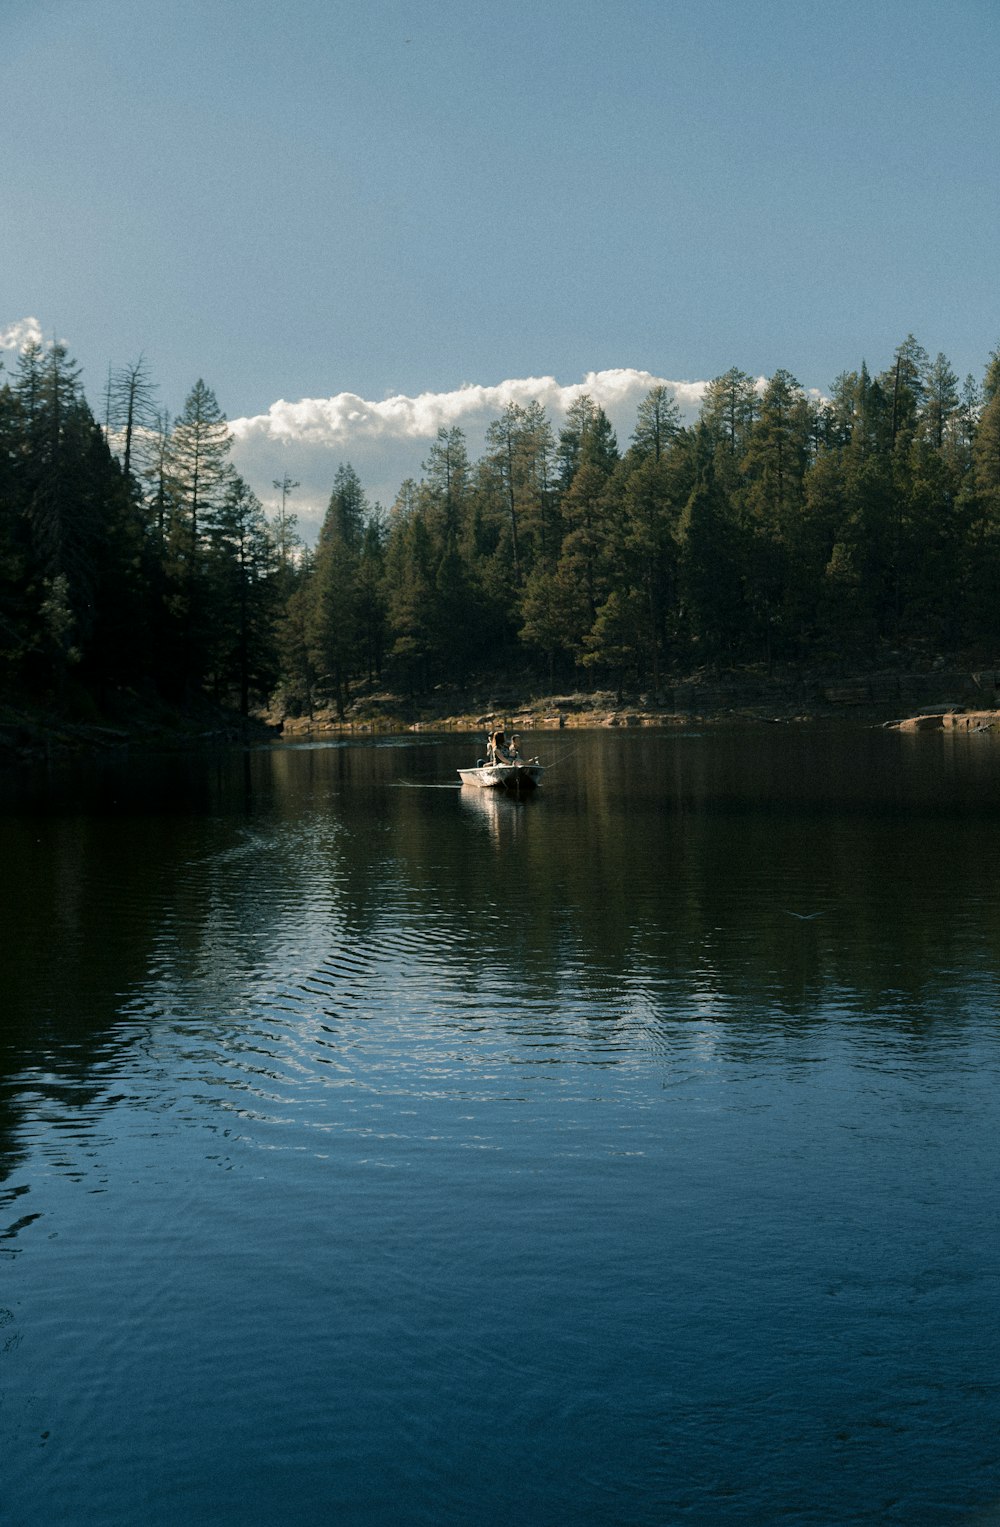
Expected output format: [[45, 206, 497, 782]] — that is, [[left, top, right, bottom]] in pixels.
[[458, 782, 534, 841], [458, 729, 544, 792]]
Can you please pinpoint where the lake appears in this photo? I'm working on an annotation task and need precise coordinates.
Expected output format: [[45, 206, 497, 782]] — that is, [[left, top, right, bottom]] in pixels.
[[2, 725, 1000, 1526]]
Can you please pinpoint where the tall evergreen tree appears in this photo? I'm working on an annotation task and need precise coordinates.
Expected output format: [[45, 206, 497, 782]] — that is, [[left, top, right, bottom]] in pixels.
[[556, 394, 597, 489], [167, 379, 232, 563], [631, 384, 681, 464], [973, 383, 1000, 524], [676, 466, 745, 660], [17, 344, 108, 686], [738, 370, 815, 659], [384, 508, 438, 693], [611, 445, 687, 692], [514, 400, 559, 567], [558, 459, 614, 624], [982, 347, 1000, 407], [965, 364, 1000, 649], [275, 550, 317, 718], [483, 403, 536, 585], [143, 407, 173, 544], [357, 509, 388, 685], [699, 368, 758, 459], [205, 476, 278, 715], [883, 334, 929, 446], [582, 587, 648, 700], [0, 381, 31, 684], [307, 463, 369, 717], [271, 472, 302, 591], [920, 353, 960, 451], [519, 561, 591, 686], [422, 426, 471, 545], [162, 379, 233, 694]]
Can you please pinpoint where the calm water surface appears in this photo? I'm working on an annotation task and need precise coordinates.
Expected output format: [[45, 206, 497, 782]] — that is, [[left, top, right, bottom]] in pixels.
[[2, 726, 1000, 1526]]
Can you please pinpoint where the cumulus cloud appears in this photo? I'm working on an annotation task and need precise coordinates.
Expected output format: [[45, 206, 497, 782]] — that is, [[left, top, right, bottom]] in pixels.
[[0, 316, 43, 353], [229, 368, 709, 538], [230, 369, 707, 446]]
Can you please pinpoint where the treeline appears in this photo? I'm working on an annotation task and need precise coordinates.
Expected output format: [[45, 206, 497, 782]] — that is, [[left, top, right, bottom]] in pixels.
[[0, 345, 278, 716], [2, 335, 1000, 722]]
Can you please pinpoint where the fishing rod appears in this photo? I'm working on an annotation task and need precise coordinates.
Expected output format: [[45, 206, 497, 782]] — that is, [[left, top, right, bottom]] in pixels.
[[539, 742, 584, 768]]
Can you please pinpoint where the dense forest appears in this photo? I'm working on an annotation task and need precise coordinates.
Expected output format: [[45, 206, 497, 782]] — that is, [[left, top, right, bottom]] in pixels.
[[2, 334, 1000, 725]]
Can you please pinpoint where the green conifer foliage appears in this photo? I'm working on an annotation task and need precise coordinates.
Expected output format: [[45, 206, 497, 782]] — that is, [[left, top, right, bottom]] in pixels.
[[205, 476, 279, 715], [5, 332, 1000, 720], [631, 385, 681, 464], [308, 464, 369, 718]]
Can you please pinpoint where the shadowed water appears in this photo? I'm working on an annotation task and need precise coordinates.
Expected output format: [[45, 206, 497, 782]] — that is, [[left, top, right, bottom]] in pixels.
[[2, 727, 1000, 1525]]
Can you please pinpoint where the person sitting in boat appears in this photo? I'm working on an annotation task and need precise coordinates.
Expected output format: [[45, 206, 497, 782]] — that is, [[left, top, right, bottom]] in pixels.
[[507, 734, 521, 761], [487, 729, 505, 764]]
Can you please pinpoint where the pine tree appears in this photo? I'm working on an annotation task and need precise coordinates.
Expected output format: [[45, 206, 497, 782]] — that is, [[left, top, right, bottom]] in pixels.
[[738, 370, 816, 659], [676, 466, 745, 660], [16, 344, 111, 687], [205, 475, 278, 715], [167, 380, 232, 564], [325, 462, 368, 548], [558, 460, 613, 624], [482, 403, 534, 584], [515, 401, 558, 567], [973, 385, 1000, 523], [163, 379, 233, 694], [519, 562, 591, 686], [883, 334, 929, 446], [556, 395, 596, 489], [983, 347, 1000, 407], [582, 588, 647, 700], [144, 407, 173, 544], [275, 553, 317, 718], [385, 509, 438, 693], [357, 510, 388, 685], [110, 354, 158, 492], [77, 413, 149, 694], [0, 381, 32, 685], [631, 385, 681, 464], [271, 473, 301, 581], [307, 463, 369, 716], [964, 359, 1000, 650], [612, 444, 688, 692], [422, 426, 471, 545], [699, 368, 758, 458], [920, 353, 960, 451]]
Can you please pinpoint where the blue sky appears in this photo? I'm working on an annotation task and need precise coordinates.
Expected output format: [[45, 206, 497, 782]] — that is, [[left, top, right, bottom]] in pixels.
[[3, 0, 998, 526]]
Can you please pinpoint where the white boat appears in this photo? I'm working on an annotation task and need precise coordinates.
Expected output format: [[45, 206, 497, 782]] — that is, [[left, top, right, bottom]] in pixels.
[[458, 730, 544, 792], [458, 760, 544, 791]]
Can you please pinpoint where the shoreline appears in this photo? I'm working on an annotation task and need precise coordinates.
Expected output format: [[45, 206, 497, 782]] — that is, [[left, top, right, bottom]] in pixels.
[[6, 662, 1000, 764], [276, 663, 1000, 738]]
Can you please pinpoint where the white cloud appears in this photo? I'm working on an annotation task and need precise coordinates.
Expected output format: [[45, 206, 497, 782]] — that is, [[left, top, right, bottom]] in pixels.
[[230, 369, 707, 445], [229, 368, 709, 538], [0, 316, 43, 353]]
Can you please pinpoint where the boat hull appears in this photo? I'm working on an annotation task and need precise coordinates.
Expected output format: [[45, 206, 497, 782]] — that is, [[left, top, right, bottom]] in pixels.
[[458, 764, 544, 792]]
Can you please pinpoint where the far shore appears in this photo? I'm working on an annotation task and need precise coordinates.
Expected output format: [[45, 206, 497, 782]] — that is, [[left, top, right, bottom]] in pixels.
[[5, 661, 1000, 764], [277, 662, 1000, 738]]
